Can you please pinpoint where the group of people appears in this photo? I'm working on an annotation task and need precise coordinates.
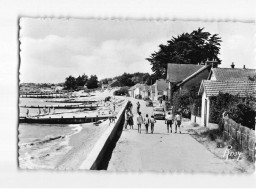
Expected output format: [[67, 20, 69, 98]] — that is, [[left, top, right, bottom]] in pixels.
[[124, 101, 134, 129], [125, 101, 157, 134], [124, 100, 182, 134], [165, 111, 182, 134], [136, 112, 156, 134]]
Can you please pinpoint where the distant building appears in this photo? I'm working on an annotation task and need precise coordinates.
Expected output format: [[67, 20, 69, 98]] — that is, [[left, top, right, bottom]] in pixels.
[[151, 79, 169, 101], [128, 83, 150, 99], [108, 79, 121, 88], [101, 83, 108, 90]]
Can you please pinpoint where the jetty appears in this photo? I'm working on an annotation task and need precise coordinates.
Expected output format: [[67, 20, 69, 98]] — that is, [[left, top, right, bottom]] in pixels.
[[20, 104, 98, 110], [19, 115, 110, 124], [46, 100, 97, 103], [19, 93, 70, 98]]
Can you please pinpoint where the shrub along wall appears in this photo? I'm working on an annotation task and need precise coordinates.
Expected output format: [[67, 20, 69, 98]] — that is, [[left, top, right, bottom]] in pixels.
[[209, 93, 255, 130]]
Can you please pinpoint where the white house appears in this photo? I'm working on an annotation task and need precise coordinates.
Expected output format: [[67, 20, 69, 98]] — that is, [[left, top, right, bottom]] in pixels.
[[150, 79, 169, 101], [199, 63, 256, 127], [199, 80, 256, 127]]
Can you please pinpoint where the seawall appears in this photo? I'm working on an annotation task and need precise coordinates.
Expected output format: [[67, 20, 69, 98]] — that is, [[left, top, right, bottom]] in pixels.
[[79, 100, 128, 170]]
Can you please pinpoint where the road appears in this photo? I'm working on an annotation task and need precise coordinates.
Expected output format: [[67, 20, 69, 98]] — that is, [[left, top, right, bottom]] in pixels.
[[107, 97, 242, 173]]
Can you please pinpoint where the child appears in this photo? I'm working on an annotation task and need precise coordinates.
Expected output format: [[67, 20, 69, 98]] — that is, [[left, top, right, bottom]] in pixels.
[[150, 115, 156, 134], [136, 112, 143, 134], [144, 114, 150, 134], [174, 112, 182, 133]]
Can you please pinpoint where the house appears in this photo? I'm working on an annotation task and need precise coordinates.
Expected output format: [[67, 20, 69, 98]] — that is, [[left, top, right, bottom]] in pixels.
[[208, 64, 256, 81], [166, 60, 217, 104], [151, 79, 169, 101], [141, 85, 150, 99], [101, 83, 108, 90], [199, 63, 256, 127], [108, 79, 121, 88], [128, 85, 136, 98], [128, 83, 150, 99], [199, 80, 256, 127], [133, 84, 146, 99], [150, 84, 156, 101]]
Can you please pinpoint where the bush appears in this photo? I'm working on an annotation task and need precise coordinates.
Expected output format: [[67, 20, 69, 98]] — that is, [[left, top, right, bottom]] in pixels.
[[210, 93, 255, 129], [172, 86, 201, 118], [113, 87, 129, 96]]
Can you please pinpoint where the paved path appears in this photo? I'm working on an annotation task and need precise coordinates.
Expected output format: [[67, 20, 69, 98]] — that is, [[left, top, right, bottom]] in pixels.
[[107, 97, 241, 173]]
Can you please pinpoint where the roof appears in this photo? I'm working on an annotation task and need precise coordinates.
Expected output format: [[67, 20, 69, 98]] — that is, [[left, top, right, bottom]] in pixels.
[[166, 63, 205, 83], [199, 80, 256, 97], [177, 65, 211, 87], [108, 79, 120, 87], [210, 68, 256, 81], [156, 79, 168, 91], [143, 85, 150, 91], [129, 83, 147, 91]]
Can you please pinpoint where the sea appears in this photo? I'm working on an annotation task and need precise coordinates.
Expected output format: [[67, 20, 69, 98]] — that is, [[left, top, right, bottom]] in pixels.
[[18, 98, 86, 169]]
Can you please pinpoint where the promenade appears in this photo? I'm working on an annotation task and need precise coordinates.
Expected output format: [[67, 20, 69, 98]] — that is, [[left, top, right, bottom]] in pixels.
[[108, 97, 243, 173]]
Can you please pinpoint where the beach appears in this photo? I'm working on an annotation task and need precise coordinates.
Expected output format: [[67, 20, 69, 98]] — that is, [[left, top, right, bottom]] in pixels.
[[18, 88, 125, 169]]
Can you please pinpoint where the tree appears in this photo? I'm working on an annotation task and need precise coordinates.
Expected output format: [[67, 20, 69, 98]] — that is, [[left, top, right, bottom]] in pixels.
[[76, 74, 88, 86], [64, 75, 77, 90], [144, 74, 157, 85], [146, 28, 222, 79], [116, 73, 134, 86], [87, 75, 98, 89]]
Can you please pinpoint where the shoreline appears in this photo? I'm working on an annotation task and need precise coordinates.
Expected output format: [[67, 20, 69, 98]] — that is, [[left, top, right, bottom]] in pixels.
[[18, 88, 126, 170]]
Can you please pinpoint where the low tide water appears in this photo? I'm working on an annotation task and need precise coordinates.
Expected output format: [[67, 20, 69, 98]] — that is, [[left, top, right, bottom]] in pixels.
[[18, 98, 87, 169]]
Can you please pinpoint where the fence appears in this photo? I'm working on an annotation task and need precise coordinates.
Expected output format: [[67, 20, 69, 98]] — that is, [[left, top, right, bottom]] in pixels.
[[223, 117, 255, 162]]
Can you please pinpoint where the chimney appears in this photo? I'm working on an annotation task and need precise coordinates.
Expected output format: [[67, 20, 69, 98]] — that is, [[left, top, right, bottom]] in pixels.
[[231, 62, 235, 69], [205, 58, 218, 68], [243, 65, 246, 69]]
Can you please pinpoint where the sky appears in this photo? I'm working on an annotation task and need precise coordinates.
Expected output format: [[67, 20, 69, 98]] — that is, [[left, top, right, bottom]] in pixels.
[[19, 18, 256, 83]]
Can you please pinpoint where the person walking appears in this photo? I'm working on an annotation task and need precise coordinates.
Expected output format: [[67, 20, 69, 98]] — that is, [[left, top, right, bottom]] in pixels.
[[144, 114, 150, 134], [136, 101, 140, 114], [174, 112, 182, 133], [136, 112, 143, 134], [150, 115, 156, 134], [113, 102, 116, 112], [128, 109, 134, 129], [124, 108, 129, 129], [165, 111, 173, 133]]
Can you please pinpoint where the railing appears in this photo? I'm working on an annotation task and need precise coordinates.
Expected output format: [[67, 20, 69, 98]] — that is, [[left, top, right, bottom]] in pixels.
[[223, 118, 255, 162]]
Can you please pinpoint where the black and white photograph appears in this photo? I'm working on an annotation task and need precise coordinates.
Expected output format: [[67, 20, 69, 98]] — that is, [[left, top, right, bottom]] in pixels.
[[18, 18, 255, 173]]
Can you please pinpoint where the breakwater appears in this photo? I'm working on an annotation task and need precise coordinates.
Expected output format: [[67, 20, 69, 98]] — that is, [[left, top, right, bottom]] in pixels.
[[19, 116, 110, 124], [20, 105, 98, 110]]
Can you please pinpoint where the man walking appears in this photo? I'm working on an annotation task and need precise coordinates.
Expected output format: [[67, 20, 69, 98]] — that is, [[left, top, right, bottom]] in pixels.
[[124, 108, 129, 129], [165, 111, 173, 133], [136, 112, 143, 134], [174, 112, 182, 133], [136, 101, 140, 114], [144, 114, 150, 134]]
